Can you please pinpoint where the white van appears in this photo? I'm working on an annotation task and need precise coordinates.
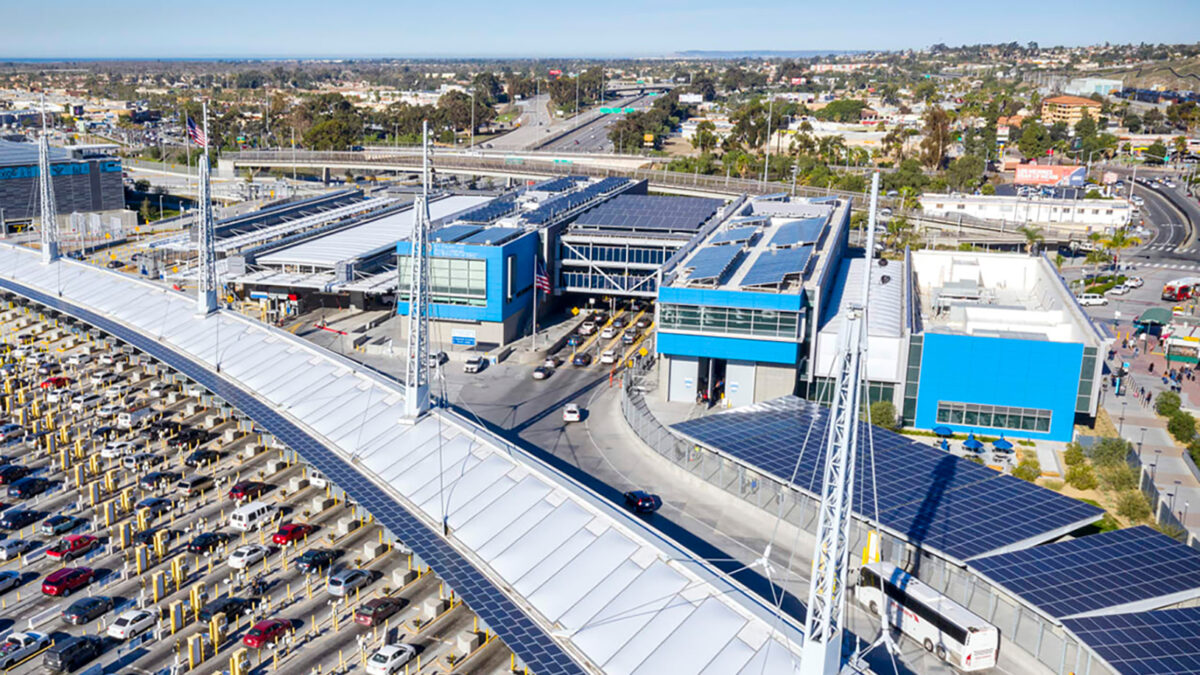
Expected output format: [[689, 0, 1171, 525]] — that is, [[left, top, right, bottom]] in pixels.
[[305, 465, 328, 489], [71, 394, 104, 413], [229, 501, 275, 532], [117, 404, 155, 430], [1078, 293, 1108, 306]]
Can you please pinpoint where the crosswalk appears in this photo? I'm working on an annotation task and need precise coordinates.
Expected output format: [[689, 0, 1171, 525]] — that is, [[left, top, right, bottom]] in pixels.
[[1141, 261, 1200, 271], [1143, 244, 1200, 252]]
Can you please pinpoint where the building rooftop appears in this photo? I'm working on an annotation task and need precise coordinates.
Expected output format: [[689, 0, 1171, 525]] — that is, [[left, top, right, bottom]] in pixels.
[[0, 138, 69, 166], [819, 256, 905, 339], [1043, 95, 1103, 107], [911, 250, 1103, 345]]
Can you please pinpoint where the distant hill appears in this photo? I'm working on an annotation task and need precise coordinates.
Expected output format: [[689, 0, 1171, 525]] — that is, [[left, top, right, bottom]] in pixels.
[[672, 50, 861, 59], [1098, 57, 1200, 90]]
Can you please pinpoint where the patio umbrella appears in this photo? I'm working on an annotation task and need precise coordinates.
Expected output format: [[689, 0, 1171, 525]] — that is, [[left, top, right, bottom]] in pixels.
[[940, 439, 950, 451], [993, 437, 1014, 451], [963, 434, 984, 451], [933, 426, 953, 437]]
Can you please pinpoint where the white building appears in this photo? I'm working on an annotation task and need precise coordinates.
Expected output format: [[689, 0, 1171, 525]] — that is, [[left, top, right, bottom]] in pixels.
[[919, 193, 1133, 232], [1065, 77, 1123, 98]]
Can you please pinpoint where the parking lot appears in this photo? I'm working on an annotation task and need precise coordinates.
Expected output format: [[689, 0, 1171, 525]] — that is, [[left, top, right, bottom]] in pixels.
[[0, 301, 516, 674]]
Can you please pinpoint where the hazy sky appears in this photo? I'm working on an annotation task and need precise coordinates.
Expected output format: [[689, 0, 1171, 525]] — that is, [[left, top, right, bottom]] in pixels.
[[2, 0, 1198, 58]]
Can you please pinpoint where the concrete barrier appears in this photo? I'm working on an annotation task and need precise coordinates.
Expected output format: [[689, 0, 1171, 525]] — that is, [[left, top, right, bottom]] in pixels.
[[28, 606, 60, 629]]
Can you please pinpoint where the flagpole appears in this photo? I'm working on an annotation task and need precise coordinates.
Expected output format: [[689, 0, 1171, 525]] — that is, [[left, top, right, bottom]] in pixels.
[[532, 257, 539, 351]]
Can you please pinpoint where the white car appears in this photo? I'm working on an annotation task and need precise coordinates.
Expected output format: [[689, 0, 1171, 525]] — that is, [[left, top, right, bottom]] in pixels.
[[46, 389, 72, 404], [562, 403, 582, 423], [1077, 293, 1108, 306], [107, 609, 156, 640], [67, 353, 92, 367], [101, 441, 138, 459], [463, 356, 484, 374], [600, 349, 617, 365], [98, 353, 121, 366], [71, 394, 104, 413], [1107, 284, 1130, 295], [105, 384, 131, 400], [228, 544, 269, 570], [365, 644, 417, 675], [1131, 195, 1145, 206], [1126, 276, 1144, 288], [0, 538, 32, 560], [600, 326, 617, 340], [146, 383, 171, 398], [579, 320, 597, 336], [0, 632, 50, 669], [97, 403, 123, 418]]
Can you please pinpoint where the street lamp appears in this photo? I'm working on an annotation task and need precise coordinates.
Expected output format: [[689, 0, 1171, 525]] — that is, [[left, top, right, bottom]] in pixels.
[[1138, 426, 1146, 458], [1119, 399, 1128, 436], [1153, 449, 1162, 480]]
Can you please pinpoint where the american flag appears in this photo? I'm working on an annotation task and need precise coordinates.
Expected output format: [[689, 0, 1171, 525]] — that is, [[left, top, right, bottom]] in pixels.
[[186, 117, 207, 148], [534, 259, 551, 293]]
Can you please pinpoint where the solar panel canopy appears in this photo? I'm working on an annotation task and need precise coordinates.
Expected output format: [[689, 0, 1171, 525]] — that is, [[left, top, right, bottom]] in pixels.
[[970, 526, 1200, 619], [575, 194, 722, 232], [739, 246, 814, 287], [432, 223, 483, 243], [672, 396, 1103, 562], [710, 226, 759, 245], [459, 226, 524, 246], [524, 177, 629, 225], [1064, 608, 1200, 675], [769, 217, 826, 248], [686, 246, 742, 282]]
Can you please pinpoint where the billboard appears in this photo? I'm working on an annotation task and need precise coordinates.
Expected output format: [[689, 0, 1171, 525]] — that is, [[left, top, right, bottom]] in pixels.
[[790, 77, 805, 85], [1014, 164, 1086, 187], [679, 93, 703, 104]]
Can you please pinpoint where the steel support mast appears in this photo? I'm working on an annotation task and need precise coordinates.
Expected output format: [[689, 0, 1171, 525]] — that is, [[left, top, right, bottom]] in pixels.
[[402, 120, 433, 421], [801, 173, 881, 675], [37, 94, 59, 264], [196, 102, 218, 316]]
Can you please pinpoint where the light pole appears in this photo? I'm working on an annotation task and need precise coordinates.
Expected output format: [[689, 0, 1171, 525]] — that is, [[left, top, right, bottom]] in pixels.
[[1119, 400, 1128, 436], [1184, 501, 1190, 525], [1138, 426, 1146, 458], [762, 96, 775, 187], [1153, 449, 1162, 480]]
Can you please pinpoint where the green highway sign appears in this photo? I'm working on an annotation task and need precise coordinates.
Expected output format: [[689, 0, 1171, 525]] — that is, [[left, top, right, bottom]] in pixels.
[[553, 159, 573, 165], [623, 107, 636, 113], [599, 107, 616, 114]]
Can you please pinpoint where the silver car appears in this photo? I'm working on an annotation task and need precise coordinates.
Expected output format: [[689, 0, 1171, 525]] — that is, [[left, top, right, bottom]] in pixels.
[[326, 569, 371, 597]]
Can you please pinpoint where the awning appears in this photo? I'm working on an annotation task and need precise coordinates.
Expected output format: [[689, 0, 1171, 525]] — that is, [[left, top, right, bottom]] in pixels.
[[1137, 307, 1173, 326]]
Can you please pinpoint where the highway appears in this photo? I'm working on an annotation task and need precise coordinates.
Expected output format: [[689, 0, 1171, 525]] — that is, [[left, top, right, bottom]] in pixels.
[[537, 95, 652, 153]]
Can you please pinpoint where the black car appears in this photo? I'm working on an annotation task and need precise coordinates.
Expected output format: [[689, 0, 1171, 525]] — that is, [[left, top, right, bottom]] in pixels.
[[0, 508, 40, 529], [623, 490, 663, 514], [187, 532, 230, 554], [133, 527, 179, 548], [62, 596, 114, 625], [184, 449, 220, 467], [572, 352, 593, 367], [294, 548, 338, 574], [566, 334, 584, 347], [90, 426, 119, 440], [198, 596, 253, 622], [168, 428, 209, 448], [8, 476, 50, 499], [611, 316, 627, 329], [140, 471, 182, 490], [0, 465, 31, 485], [42, 636, 102, 672], [635, 317, 652, 329], [140, 420, 183, 441], [106, 260, 124, 269]]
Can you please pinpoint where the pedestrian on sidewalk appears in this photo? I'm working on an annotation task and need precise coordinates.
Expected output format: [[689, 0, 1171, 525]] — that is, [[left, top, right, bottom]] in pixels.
[[1150, 362, 1155, 373]]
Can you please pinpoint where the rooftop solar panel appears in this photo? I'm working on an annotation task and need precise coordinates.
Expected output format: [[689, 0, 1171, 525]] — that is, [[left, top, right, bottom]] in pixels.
[[710, 226, 759, 245], [1063, 608, 1200, 675], [431, 224, 484, 243], [672, 396, 1103, 562], [458, 200, 516, 224], [970, 526, 1200, 619], [459, 227, 524, 246], [739, 246, 813, 287], [686, 246, 742, 282], [575, 194, 722, 232], [769, 217, 827, 248]]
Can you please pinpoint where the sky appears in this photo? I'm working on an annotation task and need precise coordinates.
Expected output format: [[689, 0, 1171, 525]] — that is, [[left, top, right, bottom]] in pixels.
[[1, 0, 1198, 59]]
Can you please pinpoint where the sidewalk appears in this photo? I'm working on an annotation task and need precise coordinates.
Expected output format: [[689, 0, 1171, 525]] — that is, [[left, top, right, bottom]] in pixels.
[[1104, 332, 1200, 538]]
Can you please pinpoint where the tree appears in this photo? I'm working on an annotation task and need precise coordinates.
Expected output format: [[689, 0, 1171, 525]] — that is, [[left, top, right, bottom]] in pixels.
[[471, 72, 504, 103], [1116, 491, 1151, 522], [1012, 458, 1041, 482], [1065, 463, 1098, 490], [1074, 112, 1097, 143], [133, 178, 150, 193], [869, 401, 897, 430], [1174, 136, 1190, 157], [1155, 391, 1182, 416], [1168, 411, 1196, 443], [945, 155, 985, 192], [919, 107, 952, 169], [1104, 229, 1141, 262], [1018, 121, 1051, 159], [1145, 140, 1169, 164], [690, 120, 718, 153], [1123, 111, 1142, 133], [1018, 225, 1044, 255], [303, 118, 359, 151], [138, 198, 152, 224], [1091, 437, 1132, 467]]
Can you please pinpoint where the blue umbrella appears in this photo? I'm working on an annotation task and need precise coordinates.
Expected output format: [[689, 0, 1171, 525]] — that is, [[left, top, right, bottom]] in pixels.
[[940, 439, 950, 451], [933, 426, 953, 437], [993, 437, 1014, 451], [963, 434, 984, 451]]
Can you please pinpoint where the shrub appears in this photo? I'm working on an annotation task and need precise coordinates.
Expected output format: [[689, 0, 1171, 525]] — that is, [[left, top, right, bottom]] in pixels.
[[1156, 391, 1182, 417], [1066, 463, 1098, 490], [869, 401, 898, 430], [1168, 411, 1197, 443], [1042, 480, 1064, 491], [1190, 440, 1200, 468], [1012, 458, 1041, 482], [966, 455, 984, 465], [1091, 437, 1132, 467], [1116, 490, 1152, 522], [1099, 464, 1138, 492], [1063, 442, 1086, 466]]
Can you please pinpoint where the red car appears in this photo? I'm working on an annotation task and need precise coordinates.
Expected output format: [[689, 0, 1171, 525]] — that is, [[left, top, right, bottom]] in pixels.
[[46, 534, 99, 561], [40, 376, 70, 389], [354, 597, 403, 627], [227, 481, 269, 501], [242, 618, 293, 648], [42, 567, 94, 596], [272, 523, 313, 545]]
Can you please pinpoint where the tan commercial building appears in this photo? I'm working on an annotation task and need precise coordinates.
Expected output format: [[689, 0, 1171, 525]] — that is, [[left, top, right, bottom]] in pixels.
[[1040, 95, 1102, 126]]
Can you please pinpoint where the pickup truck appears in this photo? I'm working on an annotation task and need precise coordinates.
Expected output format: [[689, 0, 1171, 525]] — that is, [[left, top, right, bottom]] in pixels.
[[0, 631, 50, 669]]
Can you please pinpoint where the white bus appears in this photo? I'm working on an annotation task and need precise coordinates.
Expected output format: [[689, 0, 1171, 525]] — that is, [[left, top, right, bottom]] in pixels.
[[856, 562, 999, 672]]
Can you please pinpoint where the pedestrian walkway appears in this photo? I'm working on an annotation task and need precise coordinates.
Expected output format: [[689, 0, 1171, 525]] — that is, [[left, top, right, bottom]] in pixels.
[[1105, 331, 1200, 541]]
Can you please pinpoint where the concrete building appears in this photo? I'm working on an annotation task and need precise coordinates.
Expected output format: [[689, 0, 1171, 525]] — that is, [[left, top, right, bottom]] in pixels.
[[656, 195, 852, 407], [1065, 77, 1123, 98], [1041, 95, 1103, 126], [0, 138, 123, 224], [919, 193, 1133, 232]]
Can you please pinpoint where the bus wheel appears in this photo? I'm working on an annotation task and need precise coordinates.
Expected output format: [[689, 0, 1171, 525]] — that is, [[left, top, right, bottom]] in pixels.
[[936, 645, 947, 661], [869, 601, 879, 615], [923, 639, 934, 653]]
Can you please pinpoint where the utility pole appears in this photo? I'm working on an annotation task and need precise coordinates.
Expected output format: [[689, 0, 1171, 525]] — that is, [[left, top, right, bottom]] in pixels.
[[801, 173, 882, 675], [402, 120, 433, 421], [195, 101, 217, 316], [37, 93, 59, 264]]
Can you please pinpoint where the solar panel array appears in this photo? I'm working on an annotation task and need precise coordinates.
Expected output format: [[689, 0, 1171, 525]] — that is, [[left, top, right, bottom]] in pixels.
[[672, 396, 1103, 562], [459, 226, 524, 246], [532, 177, 579, 193], [524, 177, 630, 226], [769, 217, 826, 248], [458, 200, 517, 224], [1063, 609, 1200, 675], [970, 526, 1200, 619], [710, 226, 759, 245], [686, 246, 742, 283], [431, 223, 483, 243], [575, 194, 723, 232], [739, 246, 814, 287]]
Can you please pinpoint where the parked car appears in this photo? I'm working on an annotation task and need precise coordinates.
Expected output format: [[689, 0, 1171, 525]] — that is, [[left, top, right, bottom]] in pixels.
[[354, 597, 404, 627], [61, 596, 112, 625], [295, 548, 338, 574], [562, 404, 583, 423], [463, 356, 484, 373], [365, 644, 417, 675], [228, 544, 270, 570], [228, 481, 270, 501], [532, 366, 553, 380], [107, 609, 156, 640], [327, 569, 371, 597], [40, 515, 79, 536], [0, 632, 50, 669], [199, 596, 253, 622], [623, 490, 663, 514], [273, 523, 314, 545], [41, 567, 94, 596], [242, 618, 294, 648], [1077, 293, 1107, 306], [187, 532, 231, 554]]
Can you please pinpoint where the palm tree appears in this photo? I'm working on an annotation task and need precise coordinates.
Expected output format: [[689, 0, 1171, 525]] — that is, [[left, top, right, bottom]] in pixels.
[[1018, 225, 1044, 256], [1104, 228, 1141, 263], [898, 186, 921, 213]]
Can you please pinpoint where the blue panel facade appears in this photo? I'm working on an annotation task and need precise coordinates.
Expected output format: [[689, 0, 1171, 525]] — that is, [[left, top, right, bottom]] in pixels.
[[915, 332, 1084, 441], [396, 231, 537, 323], [657, 332, 801, 365], [658, 285, 806, 312]]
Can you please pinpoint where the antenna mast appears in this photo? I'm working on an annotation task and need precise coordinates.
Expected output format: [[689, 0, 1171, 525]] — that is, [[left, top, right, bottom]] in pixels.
[[37, 93, 59, 264], [402, 120, 433, 420], [801, 172, 881, 675], [196, 101, 218, 315]]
